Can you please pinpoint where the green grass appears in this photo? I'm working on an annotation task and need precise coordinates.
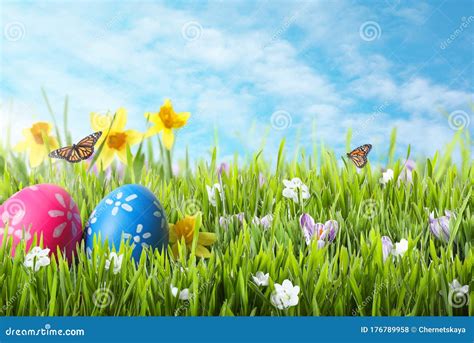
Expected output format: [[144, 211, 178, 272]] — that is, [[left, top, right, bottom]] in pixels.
[[0, 124, 472, 316]]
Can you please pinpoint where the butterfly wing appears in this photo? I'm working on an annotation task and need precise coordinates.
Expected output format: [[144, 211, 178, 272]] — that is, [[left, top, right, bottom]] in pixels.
[[49, 147, 73, 161], [76, 131, 102, 148], [347, 144, 372, 168], [349, 154, 368, 168], [67, 148, 83, 163], [74, 145, 94, 161], [359, 144, 372, 154], [48, 146, 82, 163], [74, 131, 102, 160], [49, 132, 102, 163]]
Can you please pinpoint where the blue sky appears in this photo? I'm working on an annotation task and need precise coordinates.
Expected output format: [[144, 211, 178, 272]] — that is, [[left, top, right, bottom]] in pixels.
[[1, 0, 473, 164]]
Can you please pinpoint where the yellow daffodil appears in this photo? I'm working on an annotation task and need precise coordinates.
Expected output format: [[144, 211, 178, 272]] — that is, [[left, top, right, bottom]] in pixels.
[[14, 122, 59, 168], [169, 213, 216, 258], [144, 99, 190, 150], [90, 108, 143, 170]]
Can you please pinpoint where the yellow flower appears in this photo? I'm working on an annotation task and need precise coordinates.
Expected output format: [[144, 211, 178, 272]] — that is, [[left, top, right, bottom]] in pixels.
[[144, 99, 190, 150], [169, 214, 216, 258], [90, 108, 143, 170], [14, 122, 59, 168]]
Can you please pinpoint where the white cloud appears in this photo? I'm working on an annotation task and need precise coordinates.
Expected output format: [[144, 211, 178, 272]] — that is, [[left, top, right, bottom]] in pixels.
[[389, 3, 432, 25], [0, 0, 472, 163], [399, 78, 472, 115]]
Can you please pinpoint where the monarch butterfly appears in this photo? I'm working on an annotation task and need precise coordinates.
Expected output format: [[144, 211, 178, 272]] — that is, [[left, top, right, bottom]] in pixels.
[[346, 144, 372, 168], [49, 132, 102, 163]]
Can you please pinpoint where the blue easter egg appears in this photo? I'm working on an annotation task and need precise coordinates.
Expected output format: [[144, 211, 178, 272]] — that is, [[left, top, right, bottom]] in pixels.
[[85, 184, 168, 261]]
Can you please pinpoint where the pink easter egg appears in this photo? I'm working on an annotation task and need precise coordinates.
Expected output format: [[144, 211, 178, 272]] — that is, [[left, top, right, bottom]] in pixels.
[[0, 184, 83, 261]]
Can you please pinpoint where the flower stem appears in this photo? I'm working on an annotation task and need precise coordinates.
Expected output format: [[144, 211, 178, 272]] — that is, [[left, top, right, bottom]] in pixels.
[[166, 148, 173, 179]]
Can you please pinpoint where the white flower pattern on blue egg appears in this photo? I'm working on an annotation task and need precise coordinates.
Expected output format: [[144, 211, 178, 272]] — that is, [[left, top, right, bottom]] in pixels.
[[153, 201, 162, 218], [86, 209, 97, 236], [123, 224, 153, 248], [153, 201, 166, 229], [105, 192, 137, 216], [85, 184, 169, 262]]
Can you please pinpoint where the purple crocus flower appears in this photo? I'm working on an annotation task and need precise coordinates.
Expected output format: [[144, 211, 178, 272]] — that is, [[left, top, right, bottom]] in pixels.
[[217, 162, 230, 179], [429, 210, 452, 242], [235, 212, 245, 224], [381, 236, 393, 262], [219, 216, 230, 229], [324, 220, 339, 242], [260, 214, 273, 229], [258, 173, 266, 188], [399, 159, 416, 183], [172, 163, 180, 176], [252, 214, 273, 230], [299, 213, 338, 247], [299, 213, 315, 245], [405, 159, 416, 171], [219, 213, 244, 230]]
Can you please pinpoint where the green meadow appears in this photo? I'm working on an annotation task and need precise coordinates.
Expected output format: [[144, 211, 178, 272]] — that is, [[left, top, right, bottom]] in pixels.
[[0, 104, 472, 316]]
